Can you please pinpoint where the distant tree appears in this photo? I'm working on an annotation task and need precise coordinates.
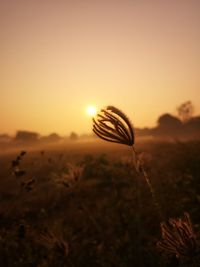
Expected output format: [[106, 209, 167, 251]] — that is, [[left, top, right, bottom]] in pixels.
[[155, 113, 182, 137], [15, 131, 39, 142], [47, 133, 61, 142], [69, 132, 78, 141], [185, 116, 200, 130], [181, 116, 200, 139], [177, 101, 194, 122], [157, 113, 182, 128]]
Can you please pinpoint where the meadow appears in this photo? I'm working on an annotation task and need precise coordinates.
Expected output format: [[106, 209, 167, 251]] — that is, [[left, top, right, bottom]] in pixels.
[[0, 139, 200, 267]]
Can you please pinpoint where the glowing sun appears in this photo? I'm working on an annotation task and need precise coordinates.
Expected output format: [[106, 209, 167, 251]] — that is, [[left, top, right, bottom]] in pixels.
[[86, 105, 97, 117]]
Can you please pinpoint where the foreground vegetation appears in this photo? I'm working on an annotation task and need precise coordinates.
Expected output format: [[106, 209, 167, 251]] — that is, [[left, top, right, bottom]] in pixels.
[[0, 140, 200, 267]]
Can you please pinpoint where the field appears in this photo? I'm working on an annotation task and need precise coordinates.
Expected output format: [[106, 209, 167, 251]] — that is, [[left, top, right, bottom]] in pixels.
[[0, 140, 200, 267]]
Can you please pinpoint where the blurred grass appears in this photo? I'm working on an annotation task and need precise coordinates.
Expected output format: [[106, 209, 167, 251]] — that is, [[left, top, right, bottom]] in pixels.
[[0, 140, 200, 267]]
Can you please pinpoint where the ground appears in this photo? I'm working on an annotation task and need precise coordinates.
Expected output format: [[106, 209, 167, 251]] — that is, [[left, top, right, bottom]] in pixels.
[[0, 140, 200, 267]]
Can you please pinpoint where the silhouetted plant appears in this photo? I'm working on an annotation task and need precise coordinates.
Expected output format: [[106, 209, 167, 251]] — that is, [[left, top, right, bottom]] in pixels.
[[92, 105, 200, 265], [92, 105, 161, 218], [93, 106, 134, 146], [157, 212, 200, 265]]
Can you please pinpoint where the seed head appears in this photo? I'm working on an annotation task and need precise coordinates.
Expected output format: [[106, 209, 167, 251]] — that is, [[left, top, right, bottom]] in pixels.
[[157, 212, 198, 259], [93, 106, 134, 146]]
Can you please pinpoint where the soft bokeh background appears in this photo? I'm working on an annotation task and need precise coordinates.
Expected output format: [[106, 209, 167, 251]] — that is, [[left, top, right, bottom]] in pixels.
[[1, 0, 199, 135]]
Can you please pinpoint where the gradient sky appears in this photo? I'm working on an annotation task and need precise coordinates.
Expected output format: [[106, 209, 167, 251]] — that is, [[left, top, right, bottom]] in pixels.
[[1, 0, 200, 135]]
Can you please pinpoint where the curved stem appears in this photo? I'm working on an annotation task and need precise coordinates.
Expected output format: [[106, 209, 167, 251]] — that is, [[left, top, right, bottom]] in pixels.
[[131, 146, 163, 221]]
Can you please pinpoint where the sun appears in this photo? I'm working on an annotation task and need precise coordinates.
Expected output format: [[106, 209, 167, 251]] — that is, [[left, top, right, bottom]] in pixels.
[[86, 105, 97, 117]]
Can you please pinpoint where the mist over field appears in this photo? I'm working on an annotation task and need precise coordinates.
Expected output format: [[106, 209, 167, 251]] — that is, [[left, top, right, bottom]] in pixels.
[[1, 105, 200, 267]]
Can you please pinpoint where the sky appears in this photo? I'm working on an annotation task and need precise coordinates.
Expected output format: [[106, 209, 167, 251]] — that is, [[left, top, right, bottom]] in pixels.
[[1, 0, 200, 135]]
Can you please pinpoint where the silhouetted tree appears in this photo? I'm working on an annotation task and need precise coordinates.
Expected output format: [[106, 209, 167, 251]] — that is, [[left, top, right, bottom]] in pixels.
[[177, 101, 194, 122], [155, 113, 182, 137], [184, 116, 200, 131], [158, 113, 182, 128], [47, 133, 61, 142], [69, 132, 78, 141], [15, 131, 39, 142]]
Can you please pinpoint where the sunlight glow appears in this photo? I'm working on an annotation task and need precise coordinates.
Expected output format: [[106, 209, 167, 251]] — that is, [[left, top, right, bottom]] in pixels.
[[86, 106, 97, 117]]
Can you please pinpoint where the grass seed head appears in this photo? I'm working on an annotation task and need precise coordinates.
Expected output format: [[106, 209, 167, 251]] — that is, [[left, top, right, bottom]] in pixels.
[[157, 212, 199, 260], [93, 106, 134, 146]]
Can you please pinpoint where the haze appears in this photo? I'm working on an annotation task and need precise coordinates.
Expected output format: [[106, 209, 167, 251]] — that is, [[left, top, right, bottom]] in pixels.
[[1, 0, 200, 135]]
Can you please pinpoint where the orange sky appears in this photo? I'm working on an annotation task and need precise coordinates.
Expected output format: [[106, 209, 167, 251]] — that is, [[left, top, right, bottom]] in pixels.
[[1, 0, 200, 135]]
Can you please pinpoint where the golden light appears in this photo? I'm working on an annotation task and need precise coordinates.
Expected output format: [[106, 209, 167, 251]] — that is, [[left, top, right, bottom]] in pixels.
[[86, 105, 97, 117]]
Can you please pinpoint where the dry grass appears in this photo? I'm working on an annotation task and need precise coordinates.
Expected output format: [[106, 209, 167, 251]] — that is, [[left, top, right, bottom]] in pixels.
[[0, 128, 200, 266]]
